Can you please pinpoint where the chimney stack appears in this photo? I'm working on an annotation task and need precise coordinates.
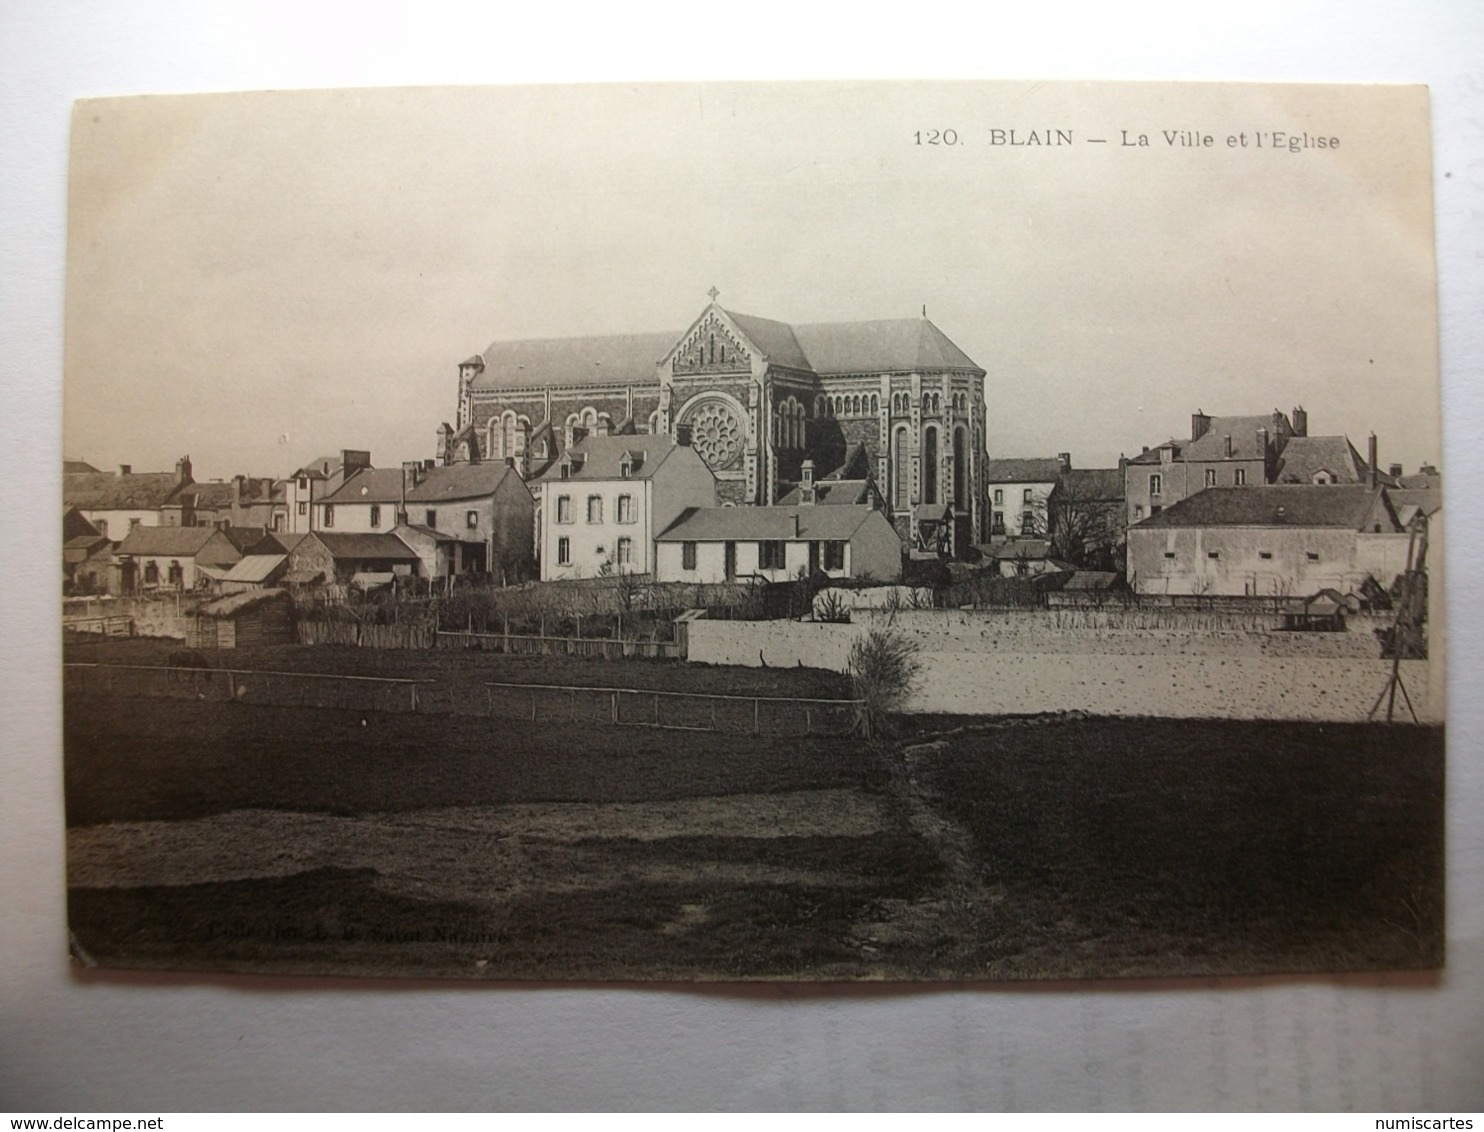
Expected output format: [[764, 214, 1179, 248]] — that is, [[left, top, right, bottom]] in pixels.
[[1257, 428, 1269, 460], [791, 513, 800, 538], [801, 458, 814, 486], [1191, 411, 1211, 442], [1058, 452, 1071, 470], [1292, 406, 1308, 437], [118, 464, 131, 476], [505, 456, 515, 468], [175, 456, 192, 484], [232, 474, 244, 508], [1389, 463, 1403, 478], [1368, 433, 1378, 489], [1224, 435, 1233, 458]]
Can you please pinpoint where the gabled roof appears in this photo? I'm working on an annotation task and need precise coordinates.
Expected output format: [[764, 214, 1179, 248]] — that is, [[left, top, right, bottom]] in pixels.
[[178, 478, 277, 510], [63, 459, 100, 474], [789, 316, 981, 374], [258, 531, 308, 554], [1272, 436, 1370, 484], [320, 467, 407, 505], [405, 463, 525, 503], [984, 457, 1064, 483], [775, 479, 872, 507], [471, 331, 679, 390], [1387, 488, 1442, 519], [1134, 486, 1400, 532], [1054, 468, 1124, 501], [657, 504, 889, 542], [220, 526, 270, 553], [1184, 415, 1285, 462], [63, 508, 101, 540], [291, 455, 345, 479], [469, 307, 982, 388], [537, 434, 686, 483], [724, 310, 810, 370], [64, 471, 188, 511], [308, 532, 420, 561], [115, 525, 227, 557]]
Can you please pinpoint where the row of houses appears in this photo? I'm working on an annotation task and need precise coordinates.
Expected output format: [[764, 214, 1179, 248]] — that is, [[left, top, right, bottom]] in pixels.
[[65, 400, 1441, 602]]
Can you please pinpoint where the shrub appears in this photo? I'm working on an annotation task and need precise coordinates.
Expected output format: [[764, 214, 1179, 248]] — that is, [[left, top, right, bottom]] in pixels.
[[847, 628, 922, 739], [814, 589, 852, 624]]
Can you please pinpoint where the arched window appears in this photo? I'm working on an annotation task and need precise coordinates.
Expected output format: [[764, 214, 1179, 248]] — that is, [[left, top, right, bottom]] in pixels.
[[853, 395, 862, 416], [953, 427, 967, 505], [647, 410, 660, 434], [923, 425, 939, 505], [870, 394, 879, 414]]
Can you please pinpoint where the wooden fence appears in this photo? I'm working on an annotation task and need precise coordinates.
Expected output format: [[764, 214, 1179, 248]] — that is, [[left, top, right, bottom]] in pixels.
[[62, 615, 135, 638], [434, 629, 681, 660], [295, 621, 436, 649], [63, 663, 861, 736], [479, 680, 862, 736]]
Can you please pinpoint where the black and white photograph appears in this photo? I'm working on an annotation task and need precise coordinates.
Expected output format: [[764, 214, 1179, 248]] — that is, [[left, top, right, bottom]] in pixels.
[[59, 80, 1444, 984]]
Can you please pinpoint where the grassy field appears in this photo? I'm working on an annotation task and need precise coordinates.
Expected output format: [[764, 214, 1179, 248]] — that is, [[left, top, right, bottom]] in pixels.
[[64, 640, 1444, 980]]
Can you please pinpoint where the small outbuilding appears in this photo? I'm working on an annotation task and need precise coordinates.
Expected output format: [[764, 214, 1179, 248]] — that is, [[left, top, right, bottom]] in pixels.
[[188, 589, 294, 649]]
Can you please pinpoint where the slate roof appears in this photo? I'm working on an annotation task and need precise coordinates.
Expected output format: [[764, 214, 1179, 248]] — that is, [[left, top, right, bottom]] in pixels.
[[1183, 415, 1284, 462], [1063, 570, 1120, 591], [1054, 468, 1124, 501], [320, 468, 407, 505], [1134, 486, 1400, 531], [1272, 436, 1370, 484], [788, 316, 981, 374], [63, 508, 101, 540], [471, 331, 679, 390], [469, 309, 981, 388], [310, 532, 420, 561], [180, 479, 277, 509], [405, 463, 523, 503], [258, 531, 308, 554], [115, 526, 226, 557], [292, 455, 345, 479], [657, 505, 889, 542], [1387, 488, 1442, 519], [64, 471, 187, 511], [220, 527, 271, 553], [63, 460, 100, 474], [984, 457, 1064, 483], [537, 435, 685, 483], [987, 538, 1052, 560], [775, 480, 873, 506]]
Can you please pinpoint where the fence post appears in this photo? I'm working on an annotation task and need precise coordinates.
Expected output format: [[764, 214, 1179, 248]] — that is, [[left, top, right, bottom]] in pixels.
[[753, 698, 759, 734], [611, 691, 617, 724], [571, 688, 576, 723], [410, 682, 418, 713], [531, 689, 537, 723], [487, 686, 493, 718], [655, 693, 660, 728]]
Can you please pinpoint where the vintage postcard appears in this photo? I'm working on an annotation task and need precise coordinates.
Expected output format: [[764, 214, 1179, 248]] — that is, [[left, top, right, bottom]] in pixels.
[[62, 81, 1443, 981]]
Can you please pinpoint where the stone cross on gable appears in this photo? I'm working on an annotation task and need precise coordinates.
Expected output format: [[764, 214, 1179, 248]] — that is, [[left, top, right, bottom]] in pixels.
[[707, 286, 720, 302]]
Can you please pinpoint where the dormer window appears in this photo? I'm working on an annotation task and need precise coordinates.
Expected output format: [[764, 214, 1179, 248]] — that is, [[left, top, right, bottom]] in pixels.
[[620, 458, 632, 479], [560, 463, 570, 480]]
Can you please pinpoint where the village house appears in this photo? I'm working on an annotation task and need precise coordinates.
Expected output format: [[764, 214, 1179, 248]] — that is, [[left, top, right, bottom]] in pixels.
[[283, 450, 371, 533], [283, 531, 422, 587], [983, 455, 1068, 541], [655, 503, 902, 584], [63, 509, 113, 595], [1126, 484, 1411, 597], [63, 457, 194, 542], [1123, 408, 1391, 529], [538, 432, 716, 580], [315, 460, 536, 581], [164, 475, 287, 531], [113, 524, 242, 592]]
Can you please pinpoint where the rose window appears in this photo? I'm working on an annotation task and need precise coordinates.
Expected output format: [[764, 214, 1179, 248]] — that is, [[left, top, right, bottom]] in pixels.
[[685, 401, 744, 471]]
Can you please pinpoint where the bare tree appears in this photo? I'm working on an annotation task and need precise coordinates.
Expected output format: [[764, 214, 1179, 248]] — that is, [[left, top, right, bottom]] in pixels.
[[1045, 475, 1124, 571]]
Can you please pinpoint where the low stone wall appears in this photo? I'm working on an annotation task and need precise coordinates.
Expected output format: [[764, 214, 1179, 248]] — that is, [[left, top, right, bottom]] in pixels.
[[683, 615, 1440, 723]]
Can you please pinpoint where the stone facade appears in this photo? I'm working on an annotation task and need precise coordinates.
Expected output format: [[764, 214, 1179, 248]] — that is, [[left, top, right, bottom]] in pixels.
[[452, 300, 988, 555]]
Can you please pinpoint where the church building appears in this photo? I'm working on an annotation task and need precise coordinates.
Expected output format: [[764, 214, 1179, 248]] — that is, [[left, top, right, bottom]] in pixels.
[[442, 295, 988, 555]]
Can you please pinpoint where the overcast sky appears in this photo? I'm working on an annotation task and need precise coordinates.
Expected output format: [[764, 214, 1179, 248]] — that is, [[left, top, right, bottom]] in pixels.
[[64, 81, 1440, 482]]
